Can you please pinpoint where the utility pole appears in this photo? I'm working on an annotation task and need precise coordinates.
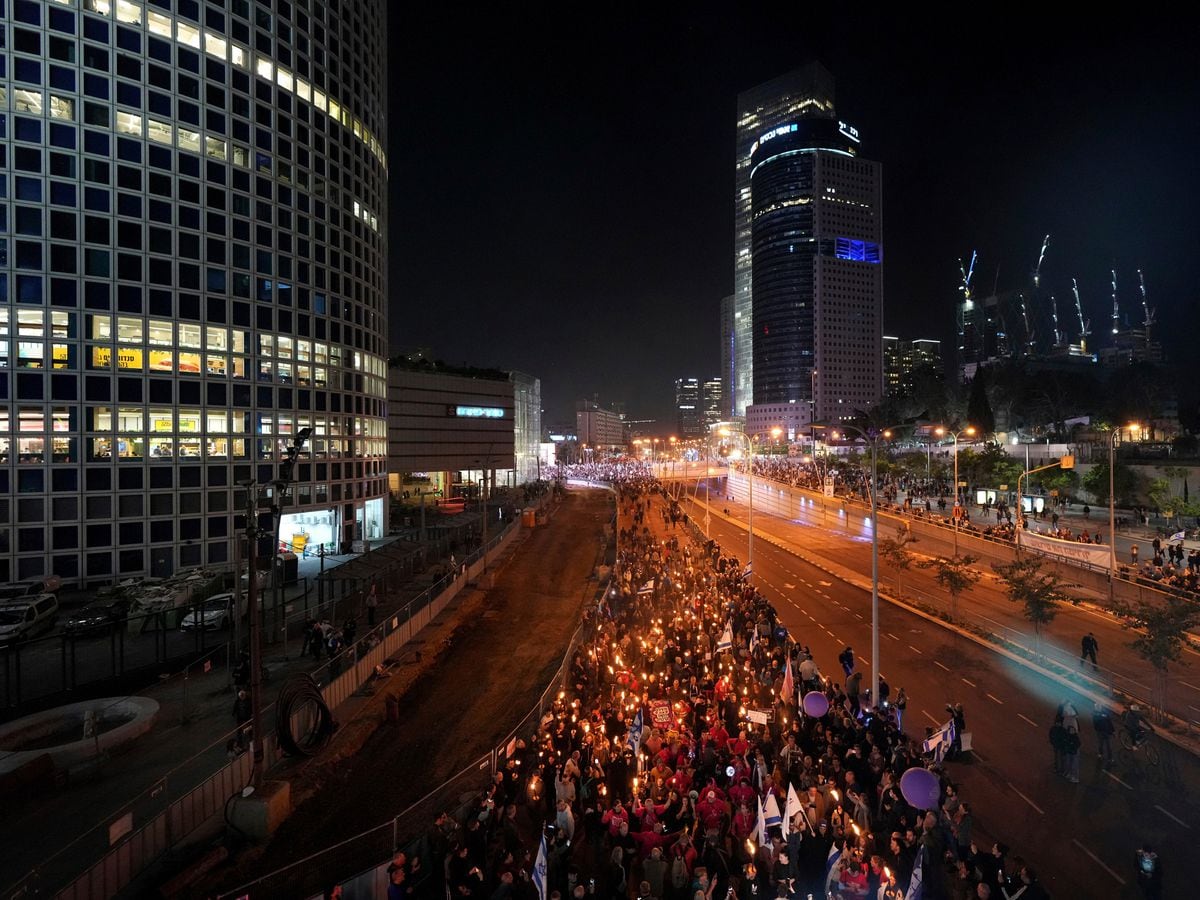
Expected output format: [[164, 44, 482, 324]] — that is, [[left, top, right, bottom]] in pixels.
[[237, 480, 266, 786]]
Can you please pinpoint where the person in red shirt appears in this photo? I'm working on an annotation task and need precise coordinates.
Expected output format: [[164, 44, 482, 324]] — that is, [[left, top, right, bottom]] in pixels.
[[708, 722, 730, 749], [726, 728, 750, 758]]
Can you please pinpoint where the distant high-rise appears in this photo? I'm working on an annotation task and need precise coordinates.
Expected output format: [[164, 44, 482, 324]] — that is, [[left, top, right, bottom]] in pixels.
[[746, 66, 883, 425], [884, 337, 942, 394], [733, 63, 837, 417], [702, 377, 723, 431], [674, 378, 703, 438], [719, 295, 735, 418]]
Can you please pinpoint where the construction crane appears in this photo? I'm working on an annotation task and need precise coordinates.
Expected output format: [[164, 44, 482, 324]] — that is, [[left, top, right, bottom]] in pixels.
[[1138, 269, 1156, 341], [958, 251, 977, 303], [1019, 292, 1036, 355], [1050, 294, 1063, 347], [1072, 278, 1091, 353], [1110, 270, 1120, 335], [1032, 234, 1050, 289]]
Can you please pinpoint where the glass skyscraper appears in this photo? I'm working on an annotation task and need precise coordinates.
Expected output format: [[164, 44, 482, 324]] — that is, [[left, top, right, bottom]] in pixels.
[[733, 62, 836, 418], [0, 0, 389, 586]]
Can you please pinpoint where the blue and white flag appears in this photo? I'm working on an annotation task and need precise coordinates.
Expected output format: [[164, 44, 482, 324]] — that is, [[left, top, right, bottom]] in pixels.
[[717, 621, 733, 653], [921, 718, 955, 763], [763, 791, 783, 833], [756, 794, 767, 846], [824, 841, 843, 890], [784, 783, 804, 838], [637, 579, 655, 595], [750, 622, 760, 649], [533, 834, 548, 900], [1169, 530, 1187, 545], [626, 708, 643, 756], [904, 844, 925, 900]]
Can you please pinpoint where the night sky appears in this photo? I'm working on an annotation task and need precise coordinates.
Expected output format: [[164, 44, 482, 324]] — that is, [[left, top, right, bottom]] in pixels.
[[387, 9, 1200, 429]]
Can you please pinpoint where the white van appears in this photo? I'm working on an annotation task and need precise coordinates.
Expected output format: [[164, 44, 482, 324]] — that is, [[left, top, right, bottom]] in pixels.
[[0, 593, 60, 645]]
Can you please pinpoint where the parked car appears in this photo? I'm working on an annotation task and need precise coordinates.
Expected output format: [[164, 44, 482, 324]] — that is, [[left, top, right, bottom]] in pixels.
[[180, 593, 235, 631], [62, 598, 132, 635], [0, 580, 55, 603], [0, 594, 60, 645]]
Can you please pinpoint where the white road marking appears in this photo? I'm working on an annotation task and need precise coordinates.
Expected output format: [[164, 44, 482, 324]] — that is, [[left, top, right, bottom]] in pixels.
[[1071, 838, 1126, 885], [908, 645, 923, 655], [922, 710, 940, 726], [854, 613, 863, 620], [1155, 805, 1191, 829], [1180, 681, 1200, 692], [887, 632, 900, 641], [1105, 771, 1133, 790], [986, 693, 1004, 705], [961, 678, 977, 687], [819, 581, 832, 586], [784, 583, 796, 589], [934, 661, 950, 671], [1017, 713, 1039, 727], [1008, 783, 1045, 815]]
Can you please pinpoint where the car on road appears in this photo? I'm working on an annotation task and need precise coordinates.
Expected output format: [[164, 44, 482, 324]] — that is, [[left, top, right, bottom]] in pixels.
[[180, 593, 235, 631], [62, 598, 132, 635], [0, 594, 60, 645]]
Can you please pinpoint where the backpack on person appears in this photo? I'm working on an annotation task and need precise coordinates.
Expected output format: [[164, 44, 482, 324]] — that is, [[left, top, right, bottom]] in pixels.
[[670, 855, 689, 890]]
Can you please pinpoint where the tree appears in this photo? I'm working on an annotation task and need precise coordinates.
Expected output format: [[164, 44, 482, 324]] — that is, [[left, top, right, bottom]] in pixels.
[[1082, 460, 1141, 506], [919, 554, 981, 621], [1116, 599, 1200, 722], [992, 557, 1077, 656], [879, 538, 916, 596]]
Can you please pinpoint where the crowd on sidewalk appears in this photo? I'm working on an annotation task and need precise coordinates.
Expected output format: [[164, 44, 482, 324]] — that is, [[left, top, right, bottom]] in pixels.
[[367, 472, 1059, 900]]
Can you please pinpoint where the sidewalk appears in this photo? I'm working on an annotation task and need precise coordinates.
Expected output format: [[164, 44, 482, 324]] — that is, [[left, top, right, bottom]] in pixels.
[[0, 536, 464, 896]]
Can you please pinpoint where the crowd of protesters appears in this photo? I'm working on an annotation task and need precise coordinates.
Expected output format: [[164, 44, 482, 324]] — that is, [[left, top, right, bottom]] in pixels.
[[368, 472, 1059, 900]]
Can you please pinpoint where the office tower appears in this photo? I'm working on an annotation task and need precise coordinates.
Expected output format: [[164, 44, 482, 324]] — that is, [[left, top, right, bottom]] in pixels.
[[733, 62, 836, 417], [702, 377, 723, 431], [575, 401, 624, 450], [884, 337, 942, 394], [673, 377, 702, 438], [719, 294, 734, 417], [0, 0, 390, 585], [748, 69, 883, 426]]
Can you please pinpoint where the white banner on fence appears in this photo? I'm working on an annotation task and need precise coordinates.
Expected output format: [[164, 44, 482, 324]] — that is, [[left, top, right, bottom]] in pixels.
[[1022, 530, 1112, 570]]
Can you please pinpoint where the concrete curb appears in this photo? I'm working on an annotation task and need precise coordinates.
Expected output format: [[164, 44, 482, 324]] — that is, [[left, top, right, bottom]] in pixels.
[[694, 497, 1200, 760]]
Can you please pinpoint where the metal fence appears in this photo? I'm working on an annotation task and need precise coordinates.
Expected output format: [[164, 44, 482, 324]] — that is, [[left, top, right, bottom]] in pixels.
[[29, 519, 528, 900]]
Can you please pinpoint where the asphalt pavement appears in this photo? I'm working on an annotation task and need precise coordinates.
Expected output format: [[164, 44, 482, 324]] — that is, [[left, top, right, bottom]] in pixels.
[[693, 496, 1195, 900]]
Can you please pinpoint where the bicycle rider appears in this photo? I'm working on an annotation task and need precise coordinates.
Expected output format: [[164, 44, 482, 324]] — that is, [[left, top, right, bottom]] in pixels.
[[1123, 704, 1151, 746]]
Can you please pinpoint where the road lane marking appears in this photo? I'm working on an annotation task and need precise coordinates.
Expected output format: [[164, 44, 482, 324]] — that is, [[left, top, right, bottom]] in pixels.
[[922, 710, 939, 726], [1105, 771, 1133, 790], [1155, 805, 1190, 829], [854, 613, 863, 620], [986, 693, 1004, 705], [887, 632, 900, 641], [1071, 839, 1126, 885], [1018, 714, 1038, 727], [961, 678, 977, 687], [908, 645, 923, 655], [1008, 783, 1044, 815], [784, 583, 796, 589], [1180, 681, 1200, 692], [934, 661, 950, 671]]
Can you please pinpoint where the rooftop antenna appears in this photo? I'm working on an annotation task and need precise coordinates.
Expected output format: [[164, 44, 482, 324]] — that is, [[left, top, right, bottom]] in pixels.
[[1033, 234, 1050, 289], [1072, 278, 1091, 353], [1110, 270, 1120, 335]]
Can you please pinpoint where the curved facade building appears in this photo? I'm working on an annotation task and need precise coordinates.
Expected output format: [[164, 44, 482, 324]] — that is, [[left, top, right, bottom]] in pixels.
[[0, 0, 389, 586], [750, 116, 882, 427]]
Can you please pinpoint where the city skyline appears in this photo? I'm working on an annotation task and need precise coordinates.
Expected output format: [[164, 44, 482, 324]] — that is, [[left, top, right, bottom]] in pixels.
[[388, 10, 1200, 425]]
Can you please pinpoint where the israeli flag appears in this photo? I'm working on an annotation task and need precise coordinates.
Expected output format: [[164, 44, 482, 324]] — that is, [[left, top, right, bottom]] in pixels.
[[533, 834, 548, 900], [921, 718, 955, 763], [784, 783, 804, 838], [904, 844, 925, 900], [1169, 530, 1187, 545], [717, 621, 734, 653], [637, 579, 655, 595], [626, 708, 644, 756], [763, 792, 783, 832], [824, 841, 842, 889], [756, 794, 767, 845]]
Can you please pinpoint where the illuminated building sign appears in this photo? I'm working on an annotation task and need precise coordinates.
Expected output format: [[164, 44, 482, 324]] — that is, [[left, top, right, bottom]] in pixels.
[[838, 121, 860, 142], [447, 405, 506, 419], [749, 122, 799, 156]]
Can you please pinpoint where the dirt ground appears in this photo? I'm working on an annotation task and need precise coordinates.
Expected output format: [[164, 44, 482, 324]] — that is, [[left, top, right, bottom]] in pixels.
[[195, 486, 613, 897]]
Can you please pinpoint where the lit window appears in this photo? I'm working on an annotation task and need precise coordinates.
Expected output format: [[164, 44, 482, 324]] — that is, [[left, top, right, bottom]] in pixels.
[[177, 127, 201, 153], [312, 89, 327, 112], [353, 119, 363, 139], [206, 355, 227, 376], [147, 319, 172, 345], [295, 79, 311, 102], [115, 0, 142, 24], [176, 22, 201, 49], [148, 349, 173, 371], [147, 10, 171, 38], [255, 56, 274, 81], [205, 32, 227, 59], [206, 327, 228, 351], [178, 324, 201, 349], [277, 336, 293, 359], [207, 412, 228, 433], [149, 408, 173, 432], [230, 45, 248, 68], [327, 99, 341, 121], [205, 137, 227, 160], [276, 67, 294, 92], [177, 352, 201, 374], [85, 0, 113, 13], [117, 317, 143, 342], [146, 119, 173, 145], [14, 90, 43, 115], [115, 111, 142, 136], [0, 87, 7, 108], [232, 145, 250, 167], [49, 95, 75, 121]]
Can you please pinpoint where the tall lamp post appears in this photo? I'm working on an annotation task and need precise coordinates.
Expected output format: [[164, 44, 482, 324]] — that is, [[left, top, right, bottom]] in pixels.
[[239, 426, 311, 787], [816, 423, 900, 710], [1109, 423, 1140, 595], [271, 428, 314, 642], [935, 425, 976, 557], [718, 427, 755, 578]]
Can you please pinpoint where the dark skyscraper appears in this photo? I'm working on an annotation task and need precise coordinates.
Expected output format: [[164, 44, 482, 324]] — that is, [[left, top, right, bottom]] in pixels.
[[747, 74, 883, 431]]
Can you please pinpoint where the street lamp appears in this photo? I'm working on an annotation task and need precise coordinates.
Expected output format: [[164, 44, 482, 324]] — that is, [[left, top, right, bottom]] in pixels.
[[719, 427, 755, 578], [816, 422, 901, 711], [239, 426, 312, 787], [934, 425, 976, 556], [1109, 423, 1141, 592]]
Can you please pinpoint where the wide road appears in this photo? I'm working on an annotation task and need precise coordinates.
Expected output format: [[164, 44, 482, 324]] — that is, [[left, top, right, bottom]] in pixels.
[[697, 502, 1194, 900], [683, 472, 1200, 732]]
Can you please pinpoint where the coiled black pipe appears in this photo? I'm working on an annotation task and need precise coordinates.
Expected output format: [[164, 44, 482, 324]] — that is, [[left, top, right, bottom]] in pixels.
[[275, 673, 335, 756]]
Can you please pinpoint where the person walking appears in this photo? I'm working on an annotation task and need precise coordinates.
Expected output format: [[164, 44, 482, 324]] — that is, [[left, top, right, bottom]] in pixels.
[[838, 645, 855, 677], [1080, 632, 1099, 670], [365, 584, 379, 627], [1131, 543, 1139, 565], [1093, 703, 1115, 768], [1063, 722, 1081, 783]]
